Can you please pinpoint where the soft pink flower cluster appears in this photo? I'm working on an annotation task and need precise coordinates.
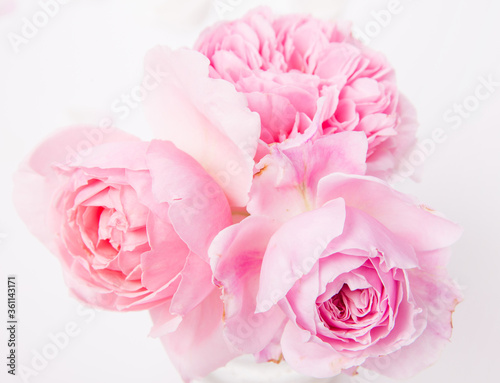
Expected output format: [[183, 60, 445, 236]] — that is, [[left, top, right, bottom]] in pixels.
[[15, 8, 461, 383], [195, 8, 417, 177]]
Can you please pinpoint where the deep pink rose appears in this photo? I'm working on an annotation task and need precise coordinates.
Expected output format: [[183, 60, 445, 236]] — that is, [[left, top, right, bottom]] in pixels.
[[13, 126, 231, 313], [210, 133, 462, 378], [195, 7, 417, 177]]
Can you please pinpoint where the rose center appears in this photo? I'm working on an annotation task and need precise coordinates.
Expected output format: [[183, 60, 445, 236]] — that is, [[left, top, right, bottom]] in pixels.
[[318, 284, 375, 329]]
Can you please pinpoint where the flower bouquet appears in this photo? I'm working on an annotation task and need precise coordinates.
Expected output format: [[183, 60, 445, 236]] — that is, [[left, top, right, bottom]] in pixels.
[[14, 8, 462, 383]]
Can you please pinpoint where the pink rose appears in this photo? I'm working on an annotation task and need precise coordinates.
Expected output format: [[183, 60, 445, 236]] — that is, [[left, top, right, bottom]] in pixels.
[[15, 126, 241, 380], [195, 7, 417, 177], [13, 126, 231, 313], [210, 132, 462, 378]]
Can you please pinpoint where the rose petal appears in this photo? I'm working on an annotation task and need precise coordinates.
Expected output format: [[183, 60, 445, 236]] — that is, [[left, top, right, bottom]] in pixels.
[[210, 216, 286, 354], [317, 174, 463, 251], [256, 199, 346, 312], [143, 46, 260, 206], [156, 288, 239, 381]]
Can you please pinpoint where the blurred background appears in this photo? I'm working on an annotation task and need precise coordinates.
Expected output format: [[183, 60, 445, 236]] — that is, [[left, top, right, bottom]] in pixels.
[[1, 0, 499, 382]]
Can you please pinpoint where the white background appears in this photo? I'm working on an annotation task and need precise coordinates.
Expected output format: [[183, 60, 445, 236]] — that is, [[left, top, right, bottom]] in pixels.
[[0, 0, 499, 382]]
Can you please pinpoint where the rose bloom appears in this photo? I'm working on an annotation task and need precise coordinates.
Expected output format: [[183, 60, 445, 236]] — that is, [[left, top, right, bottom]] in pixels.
[[14, 126, 241, 379], [13, 126, 231, 313], [210, 132, 462, 378], [194, 7, 417, 177]]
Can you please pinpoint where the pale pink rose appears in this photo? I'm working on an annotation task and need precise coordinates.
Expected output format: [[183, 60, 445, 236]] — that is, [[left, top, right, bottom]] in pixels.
[[14, 126, 240, 380], [13, 126, 231, 313], [210, 133, 462, 378], [195, 7, 417, 176], [143, 46, 261, 207]]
